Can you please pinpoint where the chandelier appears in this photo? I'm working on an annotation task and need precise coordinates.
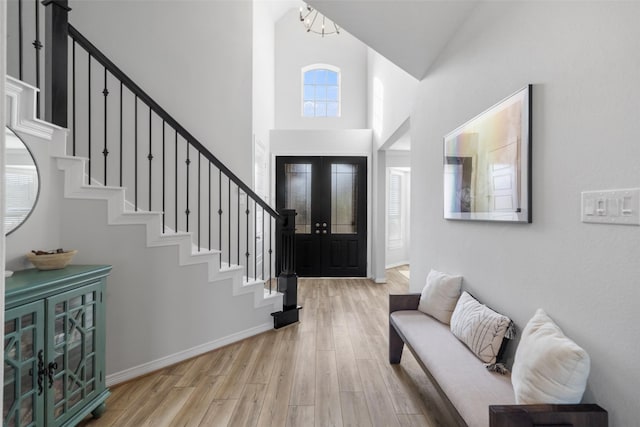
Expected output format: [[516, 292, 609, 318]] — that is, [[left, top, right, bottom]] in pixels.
[[299, 4, 340, 37]]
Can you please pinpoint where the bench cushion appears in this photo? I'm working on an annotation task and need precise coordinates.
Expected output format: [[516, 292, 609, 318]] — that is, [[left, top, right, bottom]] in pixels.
[[391, 310, 515, 427]]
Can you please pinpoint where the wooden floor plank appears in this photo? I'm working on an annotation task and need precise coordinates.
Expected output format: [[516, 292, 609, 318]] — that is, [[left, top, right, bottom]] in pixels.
[[340, 391, 373, 427], [315, 350, 343, 427], [169, 375, 227, 427], [142, 386, 195, 427], [357, 358, 401, 427], [289, 333, 316, 406], [197, 400, 238, 427], [286, 405, 315, 427], [255, 338, 300, 427], [214, 335, 266, 399], [333, 327, 363, 392], [247, 330, 283, 385], [226, 383, 267, 427]]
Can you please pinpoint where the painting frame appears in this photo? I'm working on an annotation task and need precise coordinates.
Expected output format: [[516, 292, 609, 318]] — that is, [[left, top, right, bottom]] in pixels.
[[443, 85, 532, 223]]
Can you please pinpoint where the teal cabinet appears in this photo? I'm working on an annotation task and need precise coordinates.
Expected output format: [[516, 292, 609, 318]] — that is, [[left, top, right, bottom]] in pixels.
[[4, 266, 111, 427]]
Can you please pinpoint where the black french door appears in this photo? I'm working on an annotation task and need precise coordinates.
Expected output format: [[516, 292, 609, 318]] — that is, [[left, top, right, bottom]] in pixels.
[[276, 156, 367, 277]]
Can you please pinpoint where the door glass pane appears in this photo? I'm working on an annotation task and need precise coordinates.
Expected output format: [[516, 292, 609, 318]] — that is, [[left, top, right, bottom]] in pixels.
[[284, 163, 312, 234], [20, 314, 34, 328], [20, 395, 34, 424], [331, 164, 358, 234], [22, 328, 34, 360], [5, 319, 16, 334]]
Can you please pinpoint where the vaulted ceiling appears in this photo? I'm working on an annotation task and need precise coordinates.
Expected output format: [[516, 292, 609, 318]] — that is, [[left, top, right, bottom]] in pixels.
[[307, 0, 479, 80]]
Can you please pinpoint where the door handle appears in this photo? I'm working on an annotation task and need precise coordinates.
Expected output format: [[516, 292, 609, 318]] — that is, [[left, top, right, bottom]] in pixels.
[[36, 350, 45, 396], [322, 230, 327, 234], [322, 222, 327, 228], [48, 361, 58, 389], [315, 223, 320, 227], [315, 230, 320, 234]]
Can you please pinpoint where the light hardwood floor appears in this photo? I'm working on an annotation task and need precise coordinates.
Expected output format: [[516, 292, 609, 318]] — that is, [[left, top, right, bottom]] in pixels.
[[78, 267, 459, 427]]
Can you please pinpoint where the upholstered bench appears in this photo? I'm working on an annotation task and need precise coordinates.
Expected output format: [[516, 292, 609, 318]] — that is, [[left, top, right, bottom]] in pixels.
[[389, 292, 608, 427]]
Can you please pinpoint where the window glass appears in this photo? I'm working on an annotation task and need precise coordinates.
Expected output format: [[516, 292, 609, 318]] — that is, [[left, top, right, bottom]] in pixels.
[[302, 66, 340, 117]]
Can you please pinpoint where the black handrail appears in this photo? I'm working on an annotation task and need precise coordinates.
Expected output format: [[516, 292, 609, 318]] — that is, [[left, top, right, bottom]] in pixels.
[[67, 24, 282, 222]]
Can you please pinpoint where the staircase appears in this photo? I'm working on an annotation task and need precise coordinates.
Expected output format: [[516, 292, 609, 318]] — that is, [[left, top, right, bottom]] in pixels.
[[4, 1, 298, 385]]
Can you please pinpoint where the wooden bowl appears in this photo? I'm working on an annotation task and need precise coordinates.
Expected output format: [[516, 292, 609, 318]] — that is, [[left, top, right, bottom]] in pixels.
[[26, 250, 78, 270]]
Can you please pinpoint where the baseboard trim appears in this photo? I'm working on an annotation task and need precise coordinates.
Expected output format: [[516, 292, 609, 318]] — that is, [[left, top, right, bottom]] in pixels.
[[385, 261, 410, 269], [105, 322, 273, 387]]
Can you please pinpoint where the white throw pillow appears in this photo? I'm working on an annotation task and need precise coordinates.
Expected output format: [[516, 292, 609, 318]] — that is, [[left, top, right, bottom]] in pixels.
[[450, 291, 513, 364], [512, 309, 590, 404], [417, 269, 462, 324]]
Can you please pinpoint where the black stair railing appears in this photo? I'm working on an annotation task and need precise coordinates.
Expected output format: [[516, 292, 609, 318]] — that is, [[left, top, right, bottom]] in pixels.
[[66, 23, 281, 287], [5, 0, 301, 327]]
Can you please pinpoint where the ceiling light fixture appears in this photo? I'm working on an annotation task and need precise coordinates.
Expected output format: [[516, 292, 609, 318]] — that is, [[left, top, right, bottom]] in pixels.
[[299, 4, 340, 37]]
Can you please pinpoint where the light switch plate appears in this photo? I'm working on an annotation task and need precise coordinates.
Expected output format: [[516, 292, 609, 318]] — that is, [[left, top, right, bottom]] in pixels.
[[581, 188, 640, 225]]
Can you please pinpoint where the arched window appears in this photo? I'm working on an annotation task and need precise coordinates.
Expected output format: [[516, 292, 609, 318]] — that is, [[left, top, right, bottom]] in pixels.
[[302, 64, 340, 117]]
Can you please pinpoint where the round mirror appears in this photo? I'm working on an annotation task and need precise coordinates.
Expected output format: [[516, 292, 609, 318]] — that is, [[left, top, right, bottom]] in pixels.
[[4, 127, 40, 235]]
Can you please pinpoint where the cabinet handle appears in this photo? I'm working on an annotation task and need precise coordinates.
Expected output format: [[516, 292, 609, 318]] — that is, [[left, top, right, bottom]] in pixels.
[[48, 361, 58, 389], [36, 350, 45, 396]]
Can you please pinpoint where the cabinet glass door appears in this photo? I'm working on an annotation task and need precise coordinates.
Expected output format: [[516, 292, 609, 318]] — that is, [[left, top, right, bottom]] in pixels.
[[4, 301, 45, 427], [46, 282, 104, 427]]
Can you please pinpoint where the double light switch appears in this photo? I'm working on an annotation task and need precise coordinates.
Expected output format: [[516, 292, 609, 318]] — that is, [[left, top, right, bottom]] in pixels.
[[581, 188, 640, 225]]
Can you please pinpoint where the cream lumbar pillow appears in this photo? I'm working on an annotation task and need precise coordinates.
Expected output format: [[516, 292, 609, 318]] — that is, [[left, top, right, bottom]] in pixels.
[[417, 269, 462, 324], [512, 309, 590, 404], [450, 291, 514, 365]]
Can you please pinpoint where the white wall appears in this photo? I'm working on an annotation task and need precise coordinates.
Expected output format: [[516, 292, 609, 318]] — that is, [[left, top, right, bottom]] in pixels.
[[274, 8, 367, 130], [271, 128, 371, 156], [69, 0, 254, 183], [411, 3, 640, 426], [253, 1, 276, 193], [367, 49, 418, 148]]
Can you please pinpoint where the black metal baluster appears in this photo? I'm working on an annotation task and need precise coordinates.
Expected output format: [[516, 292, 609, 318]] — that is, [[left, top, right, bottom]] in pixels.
[[88, 54, 92, 185], [237, 186, 240, 267], [185, 143, 190, 232], [148, 108, 153, 211], [246, 193, 250, 280], [262, 207, 265, 281], [162, 121, 165, 232], [18, 0, 24, 80], [228, 178, 231, 266], [33, 0, 42, 117], [175, 131, 178, 232], [134, 95, 138, 210], [197, 153, 201, 251], [102, 67, 109, 185], [119, 82, 123, 186], [208, 162, 211, 251], [254, 200, 257, 281], [269, 218, 272, 293], [72, 40, 76, 155], [218, 169, 222, 266]]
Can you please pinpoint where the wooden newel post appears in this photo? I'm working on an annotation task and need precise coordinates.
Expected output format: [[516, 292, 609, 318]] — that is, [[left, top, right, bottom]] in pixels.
[[271, 209, 302, 329], [43, 0, 70, 127]]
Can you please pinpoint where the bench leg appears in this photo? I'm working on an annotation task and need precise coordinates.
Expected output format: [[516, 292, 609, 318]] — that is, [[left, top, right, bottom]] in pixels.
[[389, 323, 404, 364]]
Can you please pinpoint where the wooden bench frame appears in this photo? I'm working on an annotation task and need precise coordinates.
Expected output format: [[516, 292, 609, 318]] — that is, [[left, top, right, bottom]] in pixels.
[[389, 294, 608, 427]]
